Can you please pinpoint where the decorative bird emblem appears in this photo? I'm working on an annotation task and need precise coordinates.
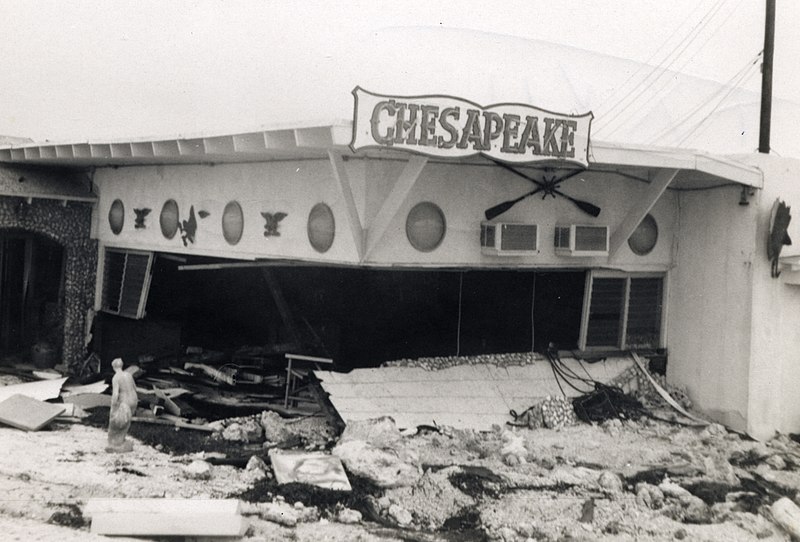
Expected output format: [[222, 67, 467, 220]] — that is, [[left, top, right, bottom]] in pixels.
[[261, 212, 287, 237], [133, 208, 151, 229], [178, 205, 198, 246]]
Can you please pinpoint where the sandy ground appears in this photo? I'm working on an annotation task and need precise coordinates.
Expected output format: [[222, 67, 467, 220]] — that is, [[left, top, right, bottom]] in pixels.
[[1, 410, 799, 541]]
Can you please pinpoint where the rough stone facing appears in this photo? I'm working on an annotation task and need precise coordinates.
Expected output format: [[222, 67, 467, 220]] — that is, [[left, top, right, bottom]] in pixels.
[[0, 194, 97, 372]]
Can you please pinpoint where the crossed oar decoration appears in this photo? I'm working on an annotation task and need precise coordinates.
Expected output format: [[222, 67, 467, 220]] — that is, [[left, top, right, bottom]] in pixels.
[[484, 158, 601, 221]]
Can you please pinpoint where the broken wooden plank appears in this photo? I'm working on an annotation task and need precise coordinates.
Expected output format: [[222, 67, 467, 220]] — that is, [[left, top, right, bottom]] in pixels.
[[32, 369, 63, 380], [0, 377, 67, 402], [269, 449, 351, 491], [184, 362, 236, 385], [84, 498, 243, 517], [62, 393, 111, 410], [61, 380, 108, 397], [0, 394, 66, 431], [131, 416, 215, 432], [630, 352, 709, 426], [90, 513, 248, 536]]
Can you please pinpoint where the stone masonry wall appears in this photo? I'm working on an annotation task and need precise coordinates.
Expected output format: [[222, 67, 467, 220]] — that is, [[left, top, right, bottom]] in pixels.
[[0, 196, 97, 372]]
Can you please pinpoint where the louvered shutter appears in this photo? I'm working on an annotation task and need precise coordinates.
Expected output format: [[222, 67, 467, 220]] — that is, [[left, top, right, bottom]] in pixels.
[[625, 277, 663, 348], [101, 249, 153, 319], [585, 277, 625, 347]]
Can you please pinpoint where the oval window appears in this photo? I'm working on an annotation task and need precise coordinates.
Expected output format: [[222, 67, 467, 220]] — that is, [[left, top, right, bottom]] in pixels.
[[307, 203, 335, 253], [108, 199, 124, 235], [222, 201, 244, 245], [160, 199, 180, 240], [406, 201, 446, 252], [628, 214, 659, 255]]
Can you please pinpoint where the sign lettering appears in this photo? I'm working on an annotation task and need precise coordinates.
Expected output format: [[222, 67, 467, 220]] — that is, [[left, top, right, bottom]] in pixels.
[[350, 87, 593, 166]]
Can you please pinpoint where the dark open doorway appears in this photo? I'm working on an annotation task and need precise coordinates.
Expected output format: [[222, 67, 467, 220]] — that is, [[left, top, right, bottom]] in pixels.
[[0, 231, 65, 361]]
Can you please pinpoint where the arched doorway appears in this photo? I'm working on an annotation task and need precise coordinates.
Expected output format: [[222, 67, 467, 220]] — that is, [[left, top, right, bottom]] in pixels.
[[0, 230, 64, 364]]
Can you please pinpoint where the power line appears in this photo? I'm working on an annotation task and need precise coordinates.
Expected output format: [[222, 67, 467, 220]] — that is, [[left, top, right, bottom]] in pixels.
[[646, 50, 762, 145], [593, 0, 710, 114], [675, 59, 762, 146], [609, 0, 747, 141], [596, 0, 730, 137]]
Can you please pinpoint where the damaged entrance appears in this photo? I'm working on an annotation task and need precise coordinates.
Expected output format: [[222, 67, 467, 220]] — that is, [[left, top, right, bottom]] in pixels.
[[95, 252, 663, 369], [0, 230, 64, 364]]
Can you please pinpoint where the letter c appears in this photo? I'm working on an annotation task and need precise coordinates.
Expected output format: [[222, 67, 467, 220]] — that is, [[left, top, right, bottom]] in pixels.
[[371, 101, 396, 145]]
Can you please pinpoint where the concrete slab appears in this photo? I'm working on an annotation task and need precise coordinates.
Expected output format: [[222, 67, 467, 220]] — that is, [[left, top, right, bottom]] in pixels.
[[0, 394, 66, 431], [315, 357, 634, 430]]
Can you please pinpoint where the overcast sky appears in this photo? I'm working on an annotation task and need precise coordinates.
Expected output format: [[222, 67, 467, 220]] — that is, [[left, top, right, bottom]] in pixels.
[[1, 0, 798, 145]]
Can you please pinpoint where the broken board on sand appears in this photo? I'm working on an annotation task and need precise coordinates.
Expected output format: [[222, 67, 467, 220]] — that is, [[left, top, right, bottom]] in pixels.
[[85, 498, 247, 537], [0, 394, 66, 431], [269, 449, 352, 491]]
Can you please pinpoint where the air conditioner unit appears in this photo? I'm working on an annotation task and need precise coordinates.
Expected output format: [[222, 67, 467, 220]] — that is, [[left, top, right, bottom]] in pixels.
[[480, 222, 539, 256], [554, 225, 609, 256]]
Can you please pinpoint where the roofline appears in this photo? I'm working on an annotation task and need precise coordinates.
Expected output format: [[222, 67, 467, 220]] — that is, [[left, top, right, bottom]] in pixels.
[[0, 121, 763, 189]]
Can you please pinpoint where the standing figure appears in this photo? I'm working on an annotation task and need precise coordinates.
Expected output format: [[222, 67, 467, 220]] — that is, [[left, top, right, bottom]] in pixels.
[[106, 358, 138, 453]]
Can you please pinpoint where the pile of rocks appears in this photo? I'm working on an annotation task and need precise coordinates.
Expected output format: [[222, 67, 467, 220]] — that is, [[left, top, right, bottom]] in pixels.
[[510, 395, 579, 429], [383, 351, 545, 371], [206, 411, 336, 450]]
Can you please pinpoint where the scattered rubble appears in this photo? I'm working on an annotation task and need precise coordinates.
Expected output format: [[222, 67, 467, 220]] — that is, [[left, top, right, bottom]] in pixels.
[[4, 353, 800, 541]]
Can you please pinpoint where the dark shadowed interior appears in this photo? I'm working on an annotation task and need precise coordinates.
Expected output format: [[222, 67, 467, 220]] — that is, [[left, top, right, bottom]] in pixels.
[[97, 254, 586, 370]]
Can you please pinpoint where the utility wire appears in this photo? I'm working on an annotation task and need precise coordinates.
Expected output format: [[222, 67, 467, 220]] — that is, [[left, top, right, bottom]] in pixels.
[[675, 58, 762, 146], [646, 50, 762, 145], [598, 0, 728, 135], [608, 0, 747, 141], [597, 0, 730, 137], [593, 0, 709, 114]]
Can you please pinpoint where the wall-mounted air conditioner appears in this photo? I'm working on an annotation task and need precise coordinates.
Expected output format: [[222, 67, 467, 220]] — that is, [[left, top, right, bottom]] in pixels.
[[480, 222, 539, 256], [554, 225, 609, 256]]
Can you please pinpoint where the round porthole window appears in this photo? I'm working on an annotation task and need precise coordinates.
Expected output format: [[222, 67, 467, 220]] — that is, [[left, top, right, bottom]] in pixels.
[[160, 199, 179, 240], [108, 199, 124, 235], [222, 201, 244, 245], [307, 203, 335, 253], [406, 201, 446, 252], [628, 213, 659, 255]]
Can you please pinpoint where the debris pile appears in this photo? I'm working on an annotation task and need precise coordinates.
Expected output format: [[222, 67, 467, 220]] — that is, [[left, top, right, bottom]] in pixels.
[[382, 351, 544, 370], [509, 395, 579, 429], [610, 363, 693, 411]]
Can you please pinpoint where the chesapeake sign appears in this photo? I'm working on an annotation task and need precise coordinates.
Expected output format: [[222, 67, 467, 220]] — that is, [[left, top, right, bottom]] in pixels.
[[350, 87, 593, 166]]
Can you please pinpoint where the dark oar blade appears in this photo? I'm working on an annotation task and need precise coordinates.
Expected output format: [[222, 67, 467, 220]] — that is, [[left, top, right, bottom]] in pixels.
[[566, 196, 601, 217], [485, 199, 520, 221], [484, 188, 541, 220]]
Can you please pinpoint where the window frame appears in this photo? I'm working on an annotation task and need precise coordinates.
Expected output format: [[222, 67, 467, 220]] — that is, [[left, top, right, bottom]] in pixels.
[[578, 270, 667, 351]]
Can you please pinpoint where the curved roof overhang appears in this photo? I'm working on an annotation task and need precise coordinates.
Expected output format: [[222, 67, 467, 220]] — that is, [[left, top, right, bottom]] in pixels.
[[0, 120, 763, 190]]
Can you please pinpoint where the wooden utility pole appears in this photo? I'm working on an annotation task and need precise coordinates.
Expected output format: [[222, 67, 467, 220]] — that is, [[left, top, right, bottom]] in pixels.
[[758, 0, 776, 153]]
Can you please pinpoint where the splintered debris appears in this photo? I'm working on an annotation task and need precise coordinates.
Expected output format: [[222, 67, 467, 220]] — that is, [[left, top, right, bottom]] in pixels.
[[269, 450, 352, 491]]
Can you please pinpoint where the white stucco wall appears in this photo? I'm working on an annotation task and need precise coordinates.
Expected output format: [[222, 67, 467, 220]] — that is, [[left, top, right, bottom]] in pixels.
[[94, 158, 675, 271], [668, 154, 800, 439], [736, 155, 800, 440], [667, 184, 757, 433]]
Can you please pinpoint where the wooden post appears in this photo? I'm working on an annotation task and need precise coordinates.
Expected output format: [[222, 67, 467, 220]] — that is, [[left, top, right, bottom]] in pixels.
[[759, 0, 776, 153]]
